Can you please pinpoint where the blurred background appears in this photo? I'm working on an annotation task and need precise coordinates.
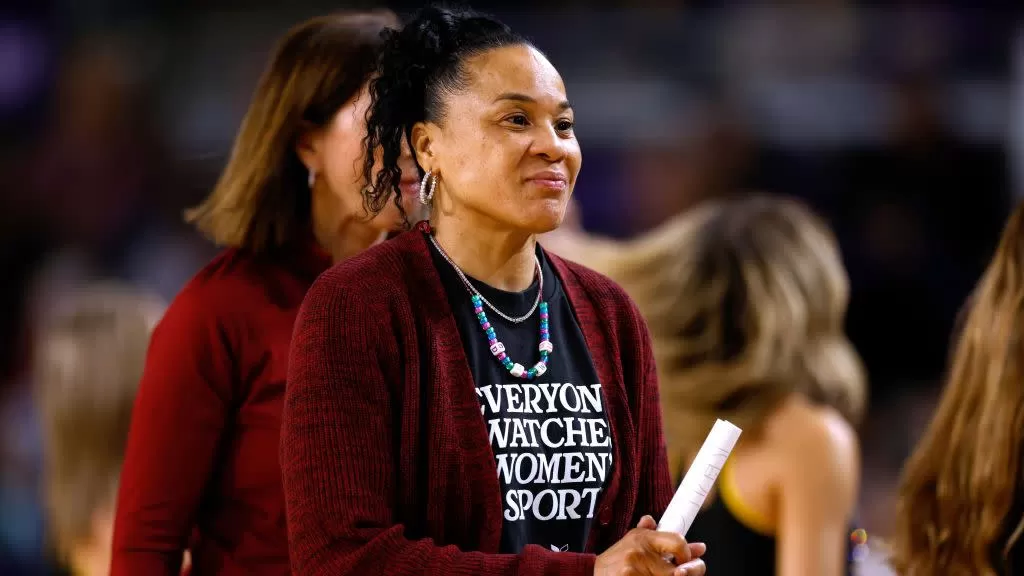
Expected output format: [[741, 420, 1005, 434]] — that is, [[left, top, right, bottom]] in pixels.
[[1, 0, 1022, 573]]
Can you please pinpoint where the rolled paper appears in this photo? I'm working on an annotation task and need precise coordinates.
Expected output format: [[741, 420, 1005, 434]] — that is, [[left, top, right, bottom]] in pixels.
[[658, 419, 742, 537]]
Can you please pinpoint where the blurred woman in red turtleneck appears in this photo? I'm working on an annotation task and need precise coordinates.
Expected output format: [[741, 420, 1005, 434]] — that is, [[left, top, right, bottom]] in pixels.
[[110, 11, 420, 576]]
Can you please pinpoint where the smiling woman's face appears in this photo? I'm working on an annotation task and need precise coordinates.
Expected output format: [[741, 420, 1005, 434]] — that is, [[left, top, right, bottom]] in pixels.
[[412, 44, 582, 235]]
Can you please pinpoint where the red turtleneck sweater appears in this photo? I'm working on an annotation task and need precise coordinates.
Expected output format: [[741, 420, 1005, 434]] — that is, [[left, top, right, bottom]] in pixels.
[[111, 239, 331, 576]]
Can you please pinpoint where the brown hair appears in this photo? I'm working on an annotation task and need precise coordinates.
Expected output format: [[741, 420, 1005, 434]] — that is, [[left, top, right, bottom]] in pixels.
[[588, 194, 865, 476], [34, 283, 164, 557], [185, 10, 398, 253], [891, 202, 1024, 576]]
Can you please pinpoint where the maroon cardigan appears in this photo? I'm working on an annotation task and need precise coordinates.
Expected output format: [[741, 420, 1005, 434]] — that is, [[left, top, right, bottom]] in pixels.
[[281, 222, 673, 575], [112, 239, 331, 575]]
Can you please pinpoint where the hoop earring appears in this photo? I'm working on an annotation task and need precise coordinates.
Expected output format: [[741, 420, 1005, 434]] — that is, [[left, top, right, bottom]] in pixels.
[[308, 169, 316, 189], [419, 170, 437, 205]]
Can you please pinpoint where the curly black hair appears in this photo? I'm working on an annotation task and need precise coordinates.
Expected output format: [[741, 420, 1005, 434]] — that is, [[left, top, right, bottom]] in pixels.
[[361, 6, 529, 225]]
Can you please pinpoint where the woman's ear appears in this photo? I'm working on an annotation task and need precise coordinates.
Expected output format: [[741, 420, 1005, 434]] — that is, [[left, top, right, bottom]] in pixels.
[[410, 121, 439, 171], [295, 125, 324, 172]]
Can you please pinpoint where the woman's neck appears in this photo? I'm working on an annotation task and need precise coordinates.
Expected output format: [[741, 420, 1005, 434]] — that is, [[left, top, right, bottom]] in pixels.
[[313, 215, 386, 264], [431, 211, 537, 292]]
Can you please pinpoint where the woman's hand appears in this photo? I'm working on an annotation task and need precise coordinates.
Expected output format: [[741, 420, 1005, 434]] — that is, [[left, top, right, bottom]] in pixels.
[[594, 515, 707, 575]]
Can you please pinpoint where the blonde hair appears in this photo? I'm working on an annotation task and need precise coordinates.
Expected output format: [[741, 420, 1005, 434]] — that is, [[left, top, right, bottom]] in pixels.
[[185, 11, 397, 253], [891, 202, 1024, 576], [34, 283, 164, 558], [591, 194, 865, 474]]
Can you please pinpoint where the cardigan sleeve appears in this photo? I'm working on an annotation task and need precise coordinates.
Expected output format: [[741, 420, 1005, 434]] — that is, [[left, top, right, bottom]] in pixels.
[[280, 274, 598, 576], [626, 299, 675, 526], [111, 285, 234, 576]]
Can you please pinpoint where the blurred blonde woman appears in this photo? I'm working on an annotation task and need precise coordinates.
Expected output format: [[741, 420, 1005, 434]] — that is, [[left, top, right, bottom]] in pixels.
[[891, 202, 1024, 576], [34, 284, 164, 576], [566, 194, 866, 575]]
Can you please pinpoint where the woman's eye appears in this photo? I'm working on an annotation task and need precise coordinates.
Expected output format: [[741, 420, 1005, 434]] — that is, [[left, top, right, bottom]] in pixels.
[[506, 114, 529, 126], [556, 119, 574, 132]]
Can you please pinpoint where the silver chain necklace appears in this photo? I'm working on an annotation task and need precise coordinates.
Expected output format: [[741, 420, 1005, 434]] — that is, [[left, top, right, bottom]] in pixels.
[[429, 233, 542, 324]]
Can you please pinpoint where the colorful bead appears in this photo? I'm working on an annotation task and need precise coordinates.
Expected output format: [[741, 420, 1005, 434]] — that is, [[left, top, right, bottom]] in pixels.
[[468, 295, 552, 380]]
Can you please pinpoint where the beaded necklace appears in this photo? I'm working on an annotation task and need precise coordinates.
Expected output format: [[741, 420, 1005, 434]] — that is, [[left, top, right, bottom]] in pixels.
[[429, 233, 552, 381]]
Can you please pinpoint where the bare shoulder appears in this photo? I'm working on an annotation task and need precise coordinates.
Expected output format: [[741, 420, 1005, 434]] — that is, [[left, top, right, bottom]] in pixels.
[[764, 396, 860, 506], [766, 396, 859, 462]]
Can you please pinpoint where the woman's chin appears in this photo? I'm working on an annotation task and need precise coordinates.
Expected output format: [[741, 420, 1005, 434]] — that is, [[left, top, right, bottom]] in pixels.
[[523, 207, 567, 235]]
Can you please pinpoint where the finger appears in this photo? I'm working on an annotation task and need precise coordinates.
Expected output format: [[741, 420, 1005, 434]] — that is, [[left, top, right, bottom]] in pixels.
[[644, 531, 691, 564], [674, 558, 706, 576], [655, 539, 704, 566], [637, 515, 657, 529], [639, 553, 679, 576]]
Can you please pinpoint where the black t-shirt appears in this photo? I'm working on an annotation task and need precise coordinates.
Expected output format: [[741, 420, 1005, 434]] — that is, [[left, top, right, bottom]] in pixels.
[[428, 236, 613, 554]]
